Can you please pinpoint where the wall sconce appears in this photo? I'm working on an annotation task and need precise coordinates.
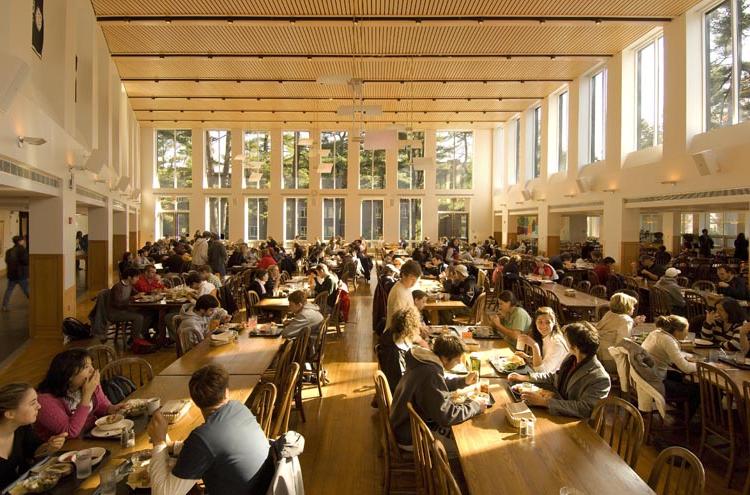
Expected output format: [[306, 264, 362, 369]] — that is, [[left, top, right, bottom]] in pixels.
[[602, 188, 618, 193], [563, 193, 577, 198], [17, 136, 46, 148], [660, 180, 678, 186]]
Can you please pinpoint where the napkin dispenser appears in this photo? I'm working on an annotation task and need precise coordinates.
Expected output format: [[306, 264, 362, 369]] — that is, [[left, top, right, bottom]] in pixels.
[[505, 401, 536, 428]]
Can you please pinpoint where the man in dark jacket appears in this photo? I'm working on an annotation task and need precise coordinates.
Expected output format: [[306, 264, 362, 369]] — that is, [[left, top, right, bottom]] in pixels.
[[207, 234, 227, 277], [390, 336, 485, 458], [717, 265, 749, 300], [2, 236, 29, 311], [698, 229, 714, 257]]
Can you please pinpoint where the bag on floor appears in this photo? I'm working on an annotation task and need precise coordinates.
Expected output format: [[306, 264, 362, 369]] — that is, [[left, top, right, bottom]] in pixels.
[[102, 375, 137, 404], [62, 317, 92, 340]]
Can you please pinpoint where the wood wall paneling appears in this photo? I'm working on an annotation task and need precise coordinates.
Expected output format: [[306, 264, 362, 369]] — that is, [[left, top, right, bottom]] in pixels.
[[29, 254, 63, 339], [129, 231, 138, 253], [546, 235, 561, 258], [620, 241, 641, 277], [113, 234, 127, 265], [87, 240, 110, 291]]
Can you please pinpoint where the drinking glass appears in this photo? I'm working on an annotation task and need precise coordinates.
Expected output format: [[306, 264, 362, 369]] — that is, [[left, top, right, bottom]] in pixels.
[[75, 449, 93, 479], [98, 466, 117, 495], [248, 315, 258, 330]]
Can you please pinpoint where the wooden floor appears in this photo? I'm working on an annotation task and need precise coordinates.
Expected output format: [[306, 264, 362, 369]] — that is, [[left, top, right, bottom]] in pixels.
[[0, 281, 745, 495]]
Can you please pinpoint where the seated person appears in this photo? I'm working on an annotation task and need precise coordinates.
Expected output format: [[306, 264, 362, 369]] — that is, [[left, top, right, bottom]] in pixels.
[[35, 349, 126, 440], [311, 264, 340, 309], [133, 249, 151, 269], [196, 265, 222, 289], [654, 245, 672, 266], [593, 257, 616, 285], [445, 264, 476, 307], [654, 268, 687, 314], [634, 255, 666, 281], [377, 307, 424, 394], [502, 255, 521, 285], [488, 290, 532, 349], [412, 290, 432, 327], [508, 322, 611, 419], [491, 257, 509, 287], [549, 253, 572, 272], [133, 264, 165, 294], [185, 272, 217, 298], [596, 292, 644, 373], [175, 295, 230, 353], [716, 265, 749, 301], [164, 248, 188, 274], [389, 336, 486, 457], [227, 243, 248, 268], [265, 265, 281, 296], [147, 365, 274, 495], [108, 267, 147, 342], [0, 384, 68, 490], [248, 269, 272, 300], [424, 255, 447, 278], [534, 257, 559, 281], [641, 315, 699, 416], [256, 249, 278, 270], [514, 307, 569, 373], [282, 290, 324, 342], [701, 297, 750, 356]]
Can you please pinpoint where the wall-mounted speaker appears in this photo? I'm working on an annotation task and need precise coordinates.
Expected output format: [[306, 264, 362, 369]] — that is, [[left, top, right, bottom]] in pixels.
[[576, 176, 594, 193], [692, 150, 719, 176], [521, 189, 533, 201], [116, 176, 130, 192], [0, 54, 30, 114], [85, 149, 106, 174]]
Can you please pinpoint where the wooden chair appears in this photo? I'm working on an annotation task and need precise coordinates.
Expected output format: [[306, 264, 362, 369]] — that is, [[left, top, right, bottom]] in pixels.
[[246, 290, 260, 317], [314, 291, 330, 316], [453, 292, 486, 325], [305, 316, 331, 397], [589, 396, 644, 468], [676, 276, 690, 288], [683, 290, 707, 321], [691, 280, 716, 293], [587, 270, 601, 287], [432, 439, 461, 495], [649, 286, 672, 320], [87, 344, 117, 370], [373, 372, 415, 495], [647, 446, 706, 495], [407, 402, 437, 495], [112, 321, 133, 351], [696, 362, 743, 486], [590, 284, 608, 299], [544, 290, 566, 325], [290, 328, 312, 423], [270, 362, 300, 438], [743, 381, 750, 495], [595, 303, 610, 322], [247, 382, 277, 437], [280, 271, 291, 283], [329, 290, 345, 336], [101, 357, 154, 389], [623, 276, 642, 293], [560, 276, 574, 288], [576, 280, 591, 294]]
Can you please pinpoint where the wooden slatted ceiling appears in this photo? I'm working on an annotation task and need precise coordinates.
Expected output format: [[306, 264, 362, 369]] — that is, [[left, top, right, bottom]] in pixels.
[[91, 0, 701, 18], [114, 58, 596, 81], [135, 111, 516, 121], [101, 24, 655, 55]]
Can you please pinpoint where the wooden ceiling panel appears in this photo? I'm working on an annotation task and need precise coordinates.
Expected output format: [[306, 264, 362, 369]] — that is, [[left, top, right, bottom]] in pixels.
[[91, 0, 702, 18], [134, 110, 515, 122]]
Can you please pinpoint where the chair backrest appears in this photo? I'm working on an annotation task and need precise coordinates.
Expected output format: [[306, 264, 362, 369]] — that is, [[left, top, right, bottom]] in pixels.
[[561, 276, 574, 288], [280, 271, 291, 283], [696, 362, 741, 440], [647, 446, 706, 495], [470, 292, 487, 325], [587, 270, 601, 286], [407, 402, 437, 495], [246, 290, 260, 315], [675, 276, 690, 288], [576, 280, 591, 294], [311, 315, 331, 365], [589, 396, 644, 468], [271, 362, 300, 438], [623, 276, 641, 292], [290, 327, 312, 368], [432, 439, 462, 495], [544, 290, 565, 325], [649, 286, 672, 319], [101, 357, 154, 388], [683, 290, 707, 321], [314, 291, 330, 315], [691, 280, 716, 292], [247, 382, 277, 437], [373, 371, 408, 464], [596, 303, 610, 321], [477, 269, 487, 291], [590, 284, 608, 299], [87, 344, 117, 370]]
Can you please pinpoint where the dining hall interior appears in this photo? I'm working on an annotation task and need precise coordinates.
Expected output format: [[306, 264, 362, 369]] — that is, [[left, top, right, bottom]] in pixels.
[[0, 0, 750, 494]]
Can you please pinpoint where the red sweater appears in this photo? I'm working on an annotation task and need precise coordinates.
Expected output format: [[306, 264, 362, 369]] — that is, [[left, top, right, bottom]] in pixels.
[[257, 255, 277, 270], [35, 386, 111, 440], [133, 275, 164, 293]]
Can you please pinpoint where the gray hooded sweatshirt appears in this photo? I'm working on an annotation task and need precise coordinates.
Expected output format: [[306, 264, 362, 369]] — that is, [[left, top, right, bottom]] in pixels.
[[389, 346, 482, 446]]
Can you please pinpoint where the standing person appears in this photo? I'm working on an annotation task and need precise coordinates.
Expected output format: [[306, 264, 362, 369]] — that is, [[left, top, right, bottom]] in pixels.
[[0, 384, 68, 490], [2, 236, 29, 311], [734, 233, 749, 261], [385, 260, 422, 331], [207, 234, 227, 277], [191, 232, 210, 269], [698, 229, 714, 258]]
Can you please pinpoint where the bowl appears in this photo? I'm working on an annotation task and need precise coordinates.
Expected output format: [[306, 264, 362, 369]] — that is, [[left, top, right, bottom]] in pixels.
[[564, 289, 576, 297]]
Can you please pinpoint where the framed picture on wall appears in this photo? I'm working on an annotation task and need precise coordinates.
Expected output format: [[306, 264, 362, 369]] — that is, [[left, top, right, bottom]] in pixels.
[[32, 0, 44, 58]]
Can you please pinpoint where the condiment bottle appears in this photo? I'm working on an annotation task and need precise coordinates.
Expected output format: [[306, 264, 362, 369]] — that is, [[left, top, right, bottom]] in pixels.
[[519, 418, 528, 437]]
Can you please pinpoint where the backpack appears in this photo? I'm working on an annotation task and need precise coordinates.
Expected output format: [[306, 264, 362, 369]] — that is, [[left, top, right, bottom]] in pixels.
[[62, 317, 92, 340], [131, 337, 158, 355], [101, 375, 137, 404]]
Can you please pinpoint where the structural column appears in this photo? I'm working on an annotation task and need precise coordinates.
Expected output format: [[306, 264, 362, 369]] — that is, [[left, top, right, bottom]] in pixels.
[[112, 208, 128, 263], [28, 186, 76, 338], [129, 210, 138, 253], [661, 211, 681, 255], [88, 201, 112, 291], [601, 196, 640, 273]]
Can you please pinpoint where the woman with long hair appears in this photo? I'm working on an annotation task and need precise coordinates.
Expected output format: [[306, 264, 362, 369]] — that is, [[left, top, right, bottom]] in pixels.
[[515, 307, 569, 373], [701, 297, 749, 356]]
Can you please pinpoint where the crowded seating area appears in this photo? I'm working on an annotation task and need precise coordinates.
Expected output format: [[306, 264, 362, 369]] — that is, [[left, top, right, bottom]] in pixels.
[[2, 1, 750, 494]]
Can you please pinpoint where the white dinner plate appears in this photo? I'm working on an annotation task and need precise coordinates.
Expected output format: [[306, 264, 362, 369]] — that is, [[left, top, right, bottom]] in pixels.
[[90, 419, 134, 438]]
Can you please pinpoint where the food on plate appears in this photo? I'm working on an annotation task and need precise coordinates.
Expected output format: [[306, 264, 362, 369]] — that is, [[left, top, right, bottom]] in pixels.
[[511, 382, 541, 395], [694, 338, 714, 346], [122, 399, 148, 416], [95, 414, 124, 430], [450, 387, 491, 405], [20, 473, 60, 493], [43, 462, 73, 477], [492, 354, 526, 372], [131, 450, 152, 469], [128, 468, 151, 489]]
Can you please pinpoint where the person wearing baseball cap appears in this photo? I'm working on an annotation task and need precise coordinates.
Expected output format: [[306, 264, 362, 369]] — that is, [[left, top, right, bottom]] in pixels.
[[654, 267, 687, 314], [440, 264, 477, 323]]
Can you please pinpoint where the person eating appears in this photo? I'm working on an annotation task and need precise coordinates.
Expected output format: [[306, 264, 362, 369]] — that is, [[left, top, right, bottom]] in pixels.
[[488, 290, 532, 349], [596, 292, 644, 373], [701, 297, 750, 356], [716, 265, 749, 301], [508, 322, 611, 419], [133, 264, 165, 294], [514, 307, 569, 373], [175, 295, 230, 353], [377, 308, 426, 394]]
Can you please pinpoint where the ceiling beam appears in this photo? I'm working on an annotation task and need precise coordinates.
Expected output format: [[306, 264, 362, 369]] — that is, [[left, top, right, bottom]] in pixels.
[[135, 109, 523, 114], [141, 119, 506, 124], [128, 96, 544, 101], [122, 77, 571, 83], [112, 53, 611, 60]]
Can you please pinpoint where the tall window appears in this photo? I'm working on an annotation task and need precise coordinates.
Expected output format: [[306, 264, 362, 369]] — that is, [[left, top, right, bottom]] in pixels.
[[636, 36, 664, 149], [207, 197, 229, 239], [320, 131, 348, 189], [359, 144, 386, 189], [246, 198, 268, 241], [705, 0, 750, 129], [586, 216, 601, 238], [205, 130, 231, 188], [399, 198, 422, 241], [282, 131, 310, 189], [155, 130, 192, 188], [508, 119, 521, 184], [397, 131, 425, 189], [589, 70, 607, 163], [284, 198, 308, 241], [557, 91, 569, 173], [243, 131, 271, 189], [323, 198, 345, 239], [361, 199, 384, 241], [438, 198, 469, 240], [436, 131, 473, 189], [531, 107, 542, 178], [156, 196, 189, 238], [680, 213, 695, 234]]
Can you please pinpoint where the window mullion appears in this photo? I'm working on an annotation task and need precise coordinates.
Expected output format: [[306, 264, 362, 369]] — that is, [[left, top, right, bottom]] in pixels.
[[731, 0, 741, 124]]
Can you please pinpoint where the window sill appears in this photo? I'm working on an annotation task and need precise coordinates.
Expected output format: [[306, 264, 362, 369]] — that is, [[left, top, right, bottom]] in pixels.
[[688, 120, 750, 154], [622, 145, 663, 169]]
